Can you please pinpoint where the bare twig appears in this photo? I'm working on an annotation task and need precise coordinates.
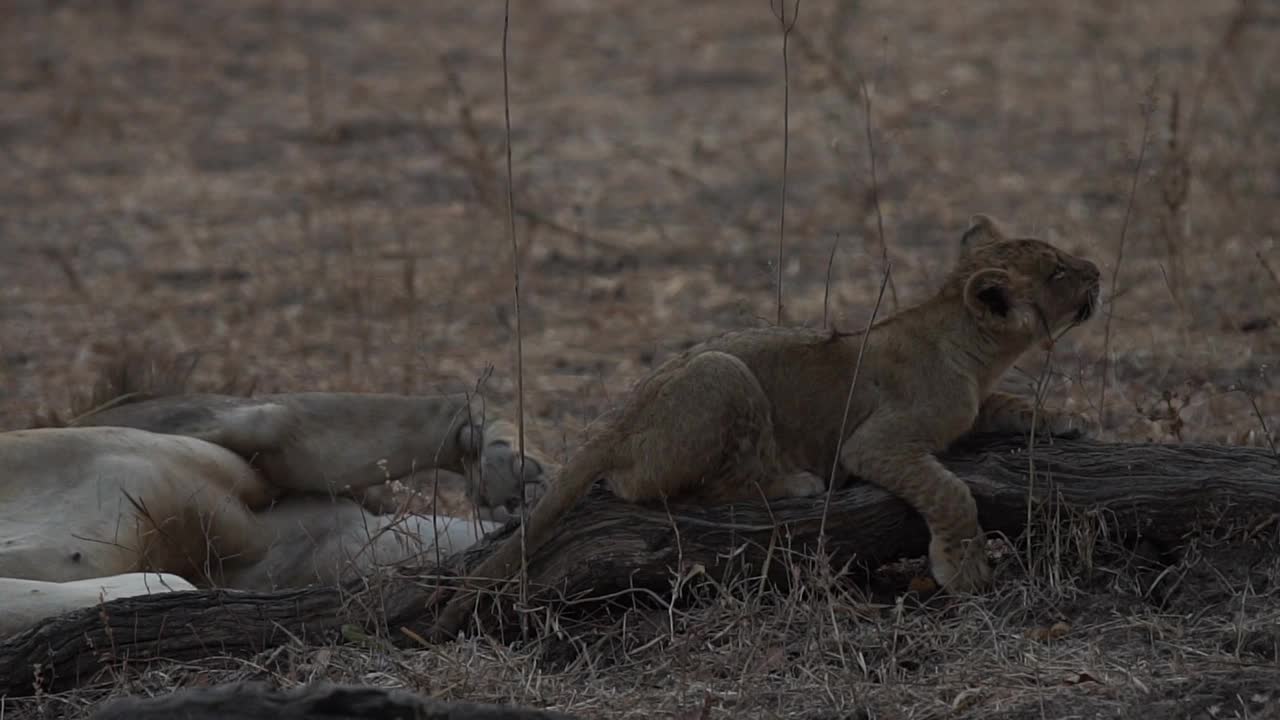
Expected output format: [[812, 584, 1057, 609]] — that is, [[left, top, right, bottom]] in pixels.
[[1023, 344, 1057, 576], [1257, 251, 1280, 293], [304, 51, 330, 141], [500, 0, 530, 639], [819, 262, 892, 542], [423, 56, 625, 256], [788, 27, 899, 312], [1158, 90, 1189, 309], [617, 141, 769, 239], [1020, 304, 1097, 582], [1236, 389, 1278, 462], [38, 246, 89, 301], [1183, 1, 1254, 148], [822, 233, 840, 329], [769, 0, 800, 325], [859, 78, 898, 313], [1099, 76, 1158, 430]]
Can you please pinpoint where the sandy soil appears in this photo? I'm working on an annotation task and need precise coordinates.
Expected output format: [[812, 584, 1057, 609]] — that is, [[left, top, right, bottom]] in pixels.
[[1, 1, 1278, 718]]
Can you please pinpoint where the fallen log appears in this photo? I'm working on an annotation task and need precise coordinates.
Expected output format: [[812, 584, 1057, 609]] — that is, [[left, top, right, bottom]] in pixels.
[[2, 434, 1277, 696], [88, 681, 581, 720]]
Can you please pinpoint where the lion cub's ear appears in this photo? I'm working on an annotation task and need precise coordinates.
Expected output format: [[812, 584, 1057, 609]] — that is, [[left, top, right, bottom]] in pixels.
[[963, 268, 1014, 320], [960, 214, 1010, 254]]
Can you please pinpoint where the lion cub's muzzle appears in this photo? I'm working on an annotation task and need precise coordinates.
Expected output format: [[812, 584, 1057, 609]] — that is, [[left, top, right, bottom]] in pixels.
[[1071, 259, 1102, 324], [1075, 284, 1100, 323]]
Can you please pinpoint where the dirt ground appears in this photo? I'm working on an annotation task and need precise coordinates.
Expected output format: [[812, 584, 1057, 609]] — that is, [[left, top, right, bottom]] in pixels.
[[1, 1, 1278, 718]]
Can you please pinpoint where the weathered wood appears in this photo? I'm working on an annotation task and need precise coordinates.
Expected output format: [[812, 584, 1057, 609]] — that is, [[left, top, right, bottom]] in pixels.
[[88, 681, 580, 720], [2, 434, 1277, 696]]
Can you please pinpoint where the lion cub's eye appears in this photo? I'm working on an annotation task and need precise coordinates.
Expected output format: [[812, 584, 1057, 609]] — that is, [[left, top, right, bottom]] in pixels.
[[1049, 264, 1066, 281]]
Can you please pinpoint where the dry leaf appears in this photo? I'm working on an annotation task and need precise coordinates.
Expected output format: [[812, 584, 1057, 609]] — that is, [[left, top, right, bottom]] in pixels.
[[675, 690, 715, 720], [951, 687, 984, 712], [400, 626, 430, 648], [908, 576, 938, 593], [313, 647, 333, 669], [758, 646, 787, 674], [1063, 670, 1100, 685], [1024, 621, 1071, 642]]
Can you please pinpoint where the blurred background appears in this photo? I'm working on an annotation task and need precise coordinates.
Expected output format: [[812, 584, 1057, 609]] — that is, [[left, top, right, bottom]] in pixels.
[[2, 0, 1276, 457]]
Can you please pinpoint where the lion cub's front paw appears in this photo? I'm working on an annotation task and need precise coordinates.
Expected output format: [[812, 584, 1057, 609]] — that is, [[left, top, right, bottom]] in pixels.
[[928, 531, 993, 594]]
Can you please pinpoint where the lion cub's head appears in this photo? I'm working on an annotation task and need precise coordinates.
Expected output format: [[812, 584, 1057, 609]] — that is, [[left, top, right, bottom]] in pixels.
[[948, 214, 1101, 346]]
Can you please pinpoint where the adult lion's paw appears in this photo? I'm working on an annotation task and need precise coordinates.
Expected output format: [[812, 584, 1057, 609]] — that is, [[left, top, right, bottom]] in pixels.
[[472, 438, 547, 515], [1037, 409, 1093, 440], [783, 470, 828, 498]]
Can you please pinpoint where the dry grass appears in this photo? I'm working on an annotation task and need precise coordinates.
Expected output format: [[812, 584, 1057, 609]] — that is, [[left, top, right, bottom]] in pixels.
[[1, 0, 1278, 718], [8, 516, 1279, 718]]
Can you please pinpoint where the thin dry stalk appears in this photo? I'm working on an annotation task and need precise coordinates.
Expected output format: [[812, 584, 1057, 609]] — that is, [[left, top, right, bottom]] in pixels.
[[433, 368, 495, 571], [304, 51, 330, 141], [818, 263, 891, 543], [390, 209, 420, 396], [1257, 250, 1280, 292], [1099, 76, 1157, 430], [822, 233, 840, 329], [859, 78, 898, 313], [1237, 389, 1278, 461], [789, 28, 900, 313], [617, 140, 768, 239], [1158, 90, 1189, 309], [425, 56, 619, 256], [1022, 345, 1058, 577], [500, 0, 531, 640], [769, 0, 800, 325], [1157, 262, 1190, 325], [1183, 0, 1254, 149], [38, 246, 89, 301]]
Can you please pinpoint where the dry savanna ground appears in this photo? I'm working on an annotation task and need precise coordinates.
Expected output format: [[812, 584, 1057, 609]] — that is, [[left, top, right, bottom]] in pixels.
[[2, 1, 1279, 718]]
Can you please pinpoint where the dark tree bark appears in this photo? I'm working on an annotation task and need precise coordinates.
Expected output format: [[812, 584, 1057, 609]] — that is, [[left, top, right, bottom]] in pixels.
[[88, 681, 581, 720], [2, 435, 1277, 696]]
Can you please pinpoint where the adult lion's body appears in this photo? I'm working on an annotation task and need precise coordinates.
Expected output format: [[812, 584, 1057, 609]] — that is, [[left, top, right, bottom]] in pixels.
[[0, 357, 553, 636], [0, 426, 273, 584], [0, 425, 513, 637], [430, 214, 1101, 640]]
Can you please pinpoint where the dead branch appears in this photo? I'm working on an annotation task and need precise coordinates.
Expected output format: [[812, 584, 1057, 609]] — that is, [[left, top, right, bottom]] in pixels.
[[2, 434, 1277, 696], [87, 681, 580, 720]]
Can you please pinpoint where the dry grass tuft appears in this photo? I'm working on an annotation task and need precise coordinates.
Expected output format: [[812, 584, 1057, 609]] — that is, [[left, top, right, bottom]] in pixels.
[[7, 512, 1278, 719]]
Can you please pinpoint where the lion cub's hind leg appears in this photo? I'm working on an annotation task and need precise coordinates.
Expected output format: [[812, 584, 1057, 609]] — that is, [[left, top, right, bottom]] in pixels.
[[608, 350, 824, 505]]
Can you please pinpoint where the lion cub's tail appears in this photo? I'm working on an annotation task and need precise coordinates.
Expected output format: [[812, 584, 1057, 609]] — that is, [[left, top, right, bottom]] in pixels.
[[430, 437, 614, 639]]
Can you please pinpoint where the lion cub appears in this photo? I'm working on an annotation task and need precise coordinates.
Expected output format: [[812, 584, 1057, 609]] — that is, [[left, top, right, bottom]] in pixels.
[[431, 214, 1101, 639]]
